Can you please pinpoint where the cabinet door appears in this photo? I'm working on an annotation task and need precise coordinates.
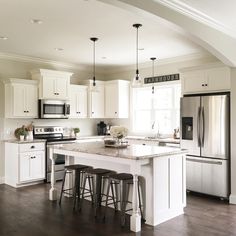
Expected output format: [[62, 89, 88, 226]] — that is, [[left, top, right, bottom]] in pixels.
[[42, 77, 56, 99], [13, 84, 26, 117], [19, 153, 31, 182], [30, 151, 45, 180], [69, 86, 78, 118], [25, 85, 38, 118], [77, 88, 87, 118], [182, 71, 207, 94], [206, 67, 230, 92], [56, 77, 69, 99], [90, 85, 104, 118], [105, 83, 118, 118]]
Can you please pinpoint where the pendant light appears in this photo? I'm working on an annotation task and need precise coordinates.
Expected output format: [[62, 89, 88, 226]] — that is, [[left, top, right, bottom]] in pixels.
[[132, 23, 142, 87], [150, 57, 156, 94], [90, 37, 98, 88]]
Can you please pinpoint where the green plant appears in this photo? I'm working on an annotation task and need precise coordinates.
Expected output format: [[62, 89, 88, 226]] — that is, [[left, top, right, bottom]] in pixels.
[[17, 127, 27, 136], [74, 128, 80, 134]]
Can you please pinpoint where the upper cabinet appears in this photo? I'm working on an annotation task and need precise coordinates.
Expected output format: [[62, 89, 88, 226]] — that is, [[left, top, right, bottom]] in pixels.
[[4, 79, 38, 118], [70, 84, 88, 118], [105, 80, 130, 118], [31, 69, 73, 100], [181, 64, 231, 95], [80, 80, 105, 118]]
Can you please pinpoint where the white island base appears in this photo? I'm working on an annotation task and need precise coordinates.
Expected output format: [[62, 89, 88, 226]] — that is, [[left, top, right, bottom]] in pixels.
[[49, 143, 186, 232]]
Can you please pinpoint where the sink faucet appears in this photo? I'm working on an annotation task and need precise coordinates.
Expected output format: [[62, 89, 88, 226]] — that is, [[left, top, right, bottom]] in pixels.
[[151, 121, 161, 138]]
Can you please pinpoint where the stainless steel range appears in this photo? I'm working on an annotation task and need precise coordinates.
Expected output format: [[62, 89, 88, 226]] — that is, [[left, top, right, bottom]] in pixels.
[[33, 126, 76, 182]]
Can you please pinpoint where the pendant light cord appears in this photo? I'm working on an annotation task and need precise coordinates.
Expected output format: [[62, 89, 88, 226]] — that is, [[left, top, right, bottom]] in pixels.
[[150, 57, 156, 94], [136, 26, 139, 80], [93, 40, 96, 86]]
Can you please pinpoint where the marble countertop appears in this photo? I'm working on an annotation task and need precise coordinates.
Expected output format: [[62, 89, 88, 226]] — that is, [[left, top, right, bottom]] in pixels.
[[51, 141, 186, 160], [5, 139, 46, 144], [126, 136, 180, 144]]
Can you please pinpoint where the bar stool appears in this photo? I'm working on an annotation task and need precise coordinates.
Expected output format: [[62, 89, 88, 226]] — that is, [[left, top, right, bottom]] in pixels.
[[59, 164, 92, 209], [80, 168, 116, 217], [103, 173, 143, 227]]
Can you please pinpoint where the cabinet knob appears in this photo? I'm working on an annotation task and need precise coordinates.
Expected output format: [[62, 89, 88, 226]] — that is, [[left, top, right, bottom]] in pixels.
[[31, 156, 36, 159], [202, 84, 205, 87], [31, 146, 35, 149], [78, 112, 81, 114], [115, 112, 117, 114], [92, 112, 94, 114]]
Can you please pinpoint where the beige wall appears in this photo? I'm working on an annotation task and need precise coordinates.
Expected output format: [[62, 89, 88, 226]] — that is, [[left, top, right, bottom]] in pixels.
[[230, 68, 236, 202]]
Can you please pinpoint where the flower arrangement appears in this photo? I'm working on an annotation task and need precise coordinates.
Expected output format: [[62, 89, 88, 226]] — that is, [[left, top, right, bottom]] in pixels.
[[110, 126, 128, 139]]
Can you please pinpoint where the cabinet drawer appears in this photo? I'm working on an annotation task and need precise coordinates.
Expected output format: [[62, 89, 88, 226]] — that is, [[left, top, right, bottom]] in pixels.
[[19, 142, 45, 152]]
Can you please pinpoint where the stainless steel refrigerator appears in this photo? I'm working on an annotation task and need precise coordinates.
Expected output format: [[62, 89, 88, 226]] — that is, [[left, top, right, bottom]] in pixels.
[[181, 93, 230, 198]]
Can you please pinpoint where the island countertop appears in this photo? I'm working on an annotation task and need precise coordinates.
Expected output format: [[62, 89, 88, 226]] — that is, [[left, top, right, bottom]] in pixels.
[[51, 141, 187, 160]]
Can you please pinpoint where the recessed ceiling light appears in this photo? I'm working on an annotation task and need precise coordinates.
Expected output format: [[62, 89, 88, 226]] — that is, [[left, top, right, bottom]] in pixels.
[[138, 48, 144, 51], [54, 47, 64, 51], [31, 19, 43, 24], [0, 36, 8, 40]]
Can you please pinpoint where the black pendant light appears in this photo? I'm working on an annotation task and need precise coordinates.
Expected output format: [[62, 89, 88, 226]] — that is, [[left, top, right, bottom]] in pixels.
[[150, 57, 156, 94], [90, 37, 98, 87], [132, 23, 142, 87]]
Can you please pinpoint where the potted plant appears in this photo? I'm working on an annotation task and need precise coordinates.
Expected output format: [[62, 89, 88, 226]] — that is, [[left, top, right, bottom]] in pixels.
[[74, 128, 80, 138], [17, 127, 27, 141]]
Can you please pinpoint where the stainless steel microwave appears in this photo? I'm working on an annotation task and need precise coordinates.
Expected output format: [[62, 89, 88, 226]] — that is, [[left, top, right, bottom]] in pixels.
[[39, 100, 70, 119]]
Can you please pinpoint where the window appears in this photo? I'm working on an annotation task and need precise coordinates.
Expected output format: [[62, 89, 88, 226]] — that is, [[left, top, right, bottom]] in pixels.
[[132, 83, 181, 135]]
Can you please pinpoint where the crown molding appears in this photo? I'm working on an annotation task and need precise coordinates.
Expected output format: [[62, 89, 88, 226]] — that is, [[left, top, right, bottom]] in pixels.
[[0, 52, 94, 72], [156, 0, 236, 38], [104, 52, 214, 74]]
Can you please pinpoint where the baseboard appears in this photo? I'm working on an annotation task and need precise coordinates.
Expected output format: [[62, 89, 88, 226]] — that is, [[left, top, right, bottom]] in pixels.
[[229, 194, 236, 204], [0, 177, 5, 184]]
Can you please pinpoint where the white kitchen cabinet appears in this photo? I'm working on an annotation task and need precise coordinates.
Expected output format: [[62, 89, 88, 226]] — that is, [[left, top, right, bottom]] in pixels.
[[4, 79, 38, 118], [80, 80, 105, 118], [181, 64, 231, 94], [105, 80, 130, 118], [70, 84, 88, 118], [5, 141, 45, 188], [31, 69, 73, 100]]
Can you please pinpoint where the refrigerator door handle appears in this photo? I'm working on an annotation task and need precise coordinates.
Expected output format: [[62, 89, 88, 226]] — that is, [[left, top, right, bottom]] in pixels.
[[197, 107, 201, 147], [186, 158, 222, 165], [201, 107, 205, 147]]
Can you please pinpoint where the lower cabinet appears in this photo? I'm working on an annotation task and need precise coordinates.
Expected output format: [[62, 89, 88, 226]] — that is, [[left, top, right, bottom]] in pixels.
[[19, 151, 45, 182], [5, 142, 45, 187]]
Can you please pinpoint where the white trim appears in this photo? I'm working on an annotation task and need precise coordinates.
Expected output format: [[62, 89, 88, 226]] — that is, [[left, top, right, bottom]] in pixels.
[[0, 177, 5, 184], [229, 194, 236, 204], [0, 52, 92, 72], [156, 0, 236, 39]]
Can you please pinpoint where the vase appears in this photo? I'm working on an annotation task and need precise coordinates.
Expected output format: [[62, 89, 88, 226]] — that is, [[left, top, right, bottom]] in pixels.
[[19, 135, 24, 141], [27, 131, 33, 140]]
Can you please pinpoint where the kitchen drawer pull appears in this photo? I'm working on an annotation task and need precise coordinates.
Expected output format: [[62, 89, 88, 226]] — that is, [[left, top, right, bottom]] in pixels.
[[31, 156, 36, 159], [186, 158, 222, 165], [31, 146, 35, 149]]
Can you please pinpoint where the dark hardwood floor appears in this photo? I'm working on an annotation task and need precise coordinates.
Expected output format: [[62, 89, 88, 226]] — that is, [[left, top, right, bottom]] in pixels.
[[0, 183, 236, 236]]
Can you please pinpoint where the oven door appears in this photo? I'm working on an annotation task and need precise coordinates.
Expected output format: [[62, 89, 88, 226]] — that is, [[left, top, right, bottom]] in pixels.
[[40, 100, 69, 119]]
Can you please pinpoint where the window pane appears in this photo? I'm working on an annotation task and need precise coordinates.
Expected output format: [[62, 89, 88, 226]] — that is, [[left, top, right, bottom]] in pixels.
[[174, 85, 181, 108], [134, 88, 152, 109], [133, 110, 151, 132], [155, 110, 172, 134], [153, 87, 172, 109]]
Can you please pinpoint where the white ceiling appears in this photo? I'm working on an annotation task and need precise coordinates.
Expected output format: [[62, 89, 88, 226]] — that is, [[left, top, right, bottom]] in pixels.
[[0, 0, 208, 70], [178, 0, 236, 35]]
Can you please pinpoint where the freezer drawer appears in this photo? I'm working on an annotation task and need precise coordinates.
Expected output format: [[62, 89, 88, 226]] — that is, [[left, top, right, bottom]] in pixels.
[[186, 156, 229, 198]]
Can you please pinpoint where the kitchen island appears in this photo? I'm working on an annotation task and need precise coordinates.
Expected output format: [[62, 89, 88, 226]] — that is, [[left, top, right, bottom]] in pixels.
[[49, 141, 187, 232]]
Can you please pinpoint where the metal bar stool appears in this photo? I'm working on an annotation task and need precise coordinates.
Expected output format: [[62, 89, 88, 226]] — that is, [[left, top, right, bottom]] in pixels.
[[103, 173, 143, 227], [59, 164, 92, 209], [80, 168, 116, 217]]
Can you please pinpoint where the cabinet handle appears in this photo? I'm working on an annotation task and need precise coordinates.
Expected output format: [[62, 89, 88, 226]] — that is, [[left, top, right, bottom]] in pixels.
[[205, 84, 208, 86], [78, 112, 81, 114], [31, 156, 36, 159], [92, 112, 94, 114], [142, 143, 146, 145], [115, 112, 117, 114], [202, 84, 205, 87], [31, 146, 35, 149]]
